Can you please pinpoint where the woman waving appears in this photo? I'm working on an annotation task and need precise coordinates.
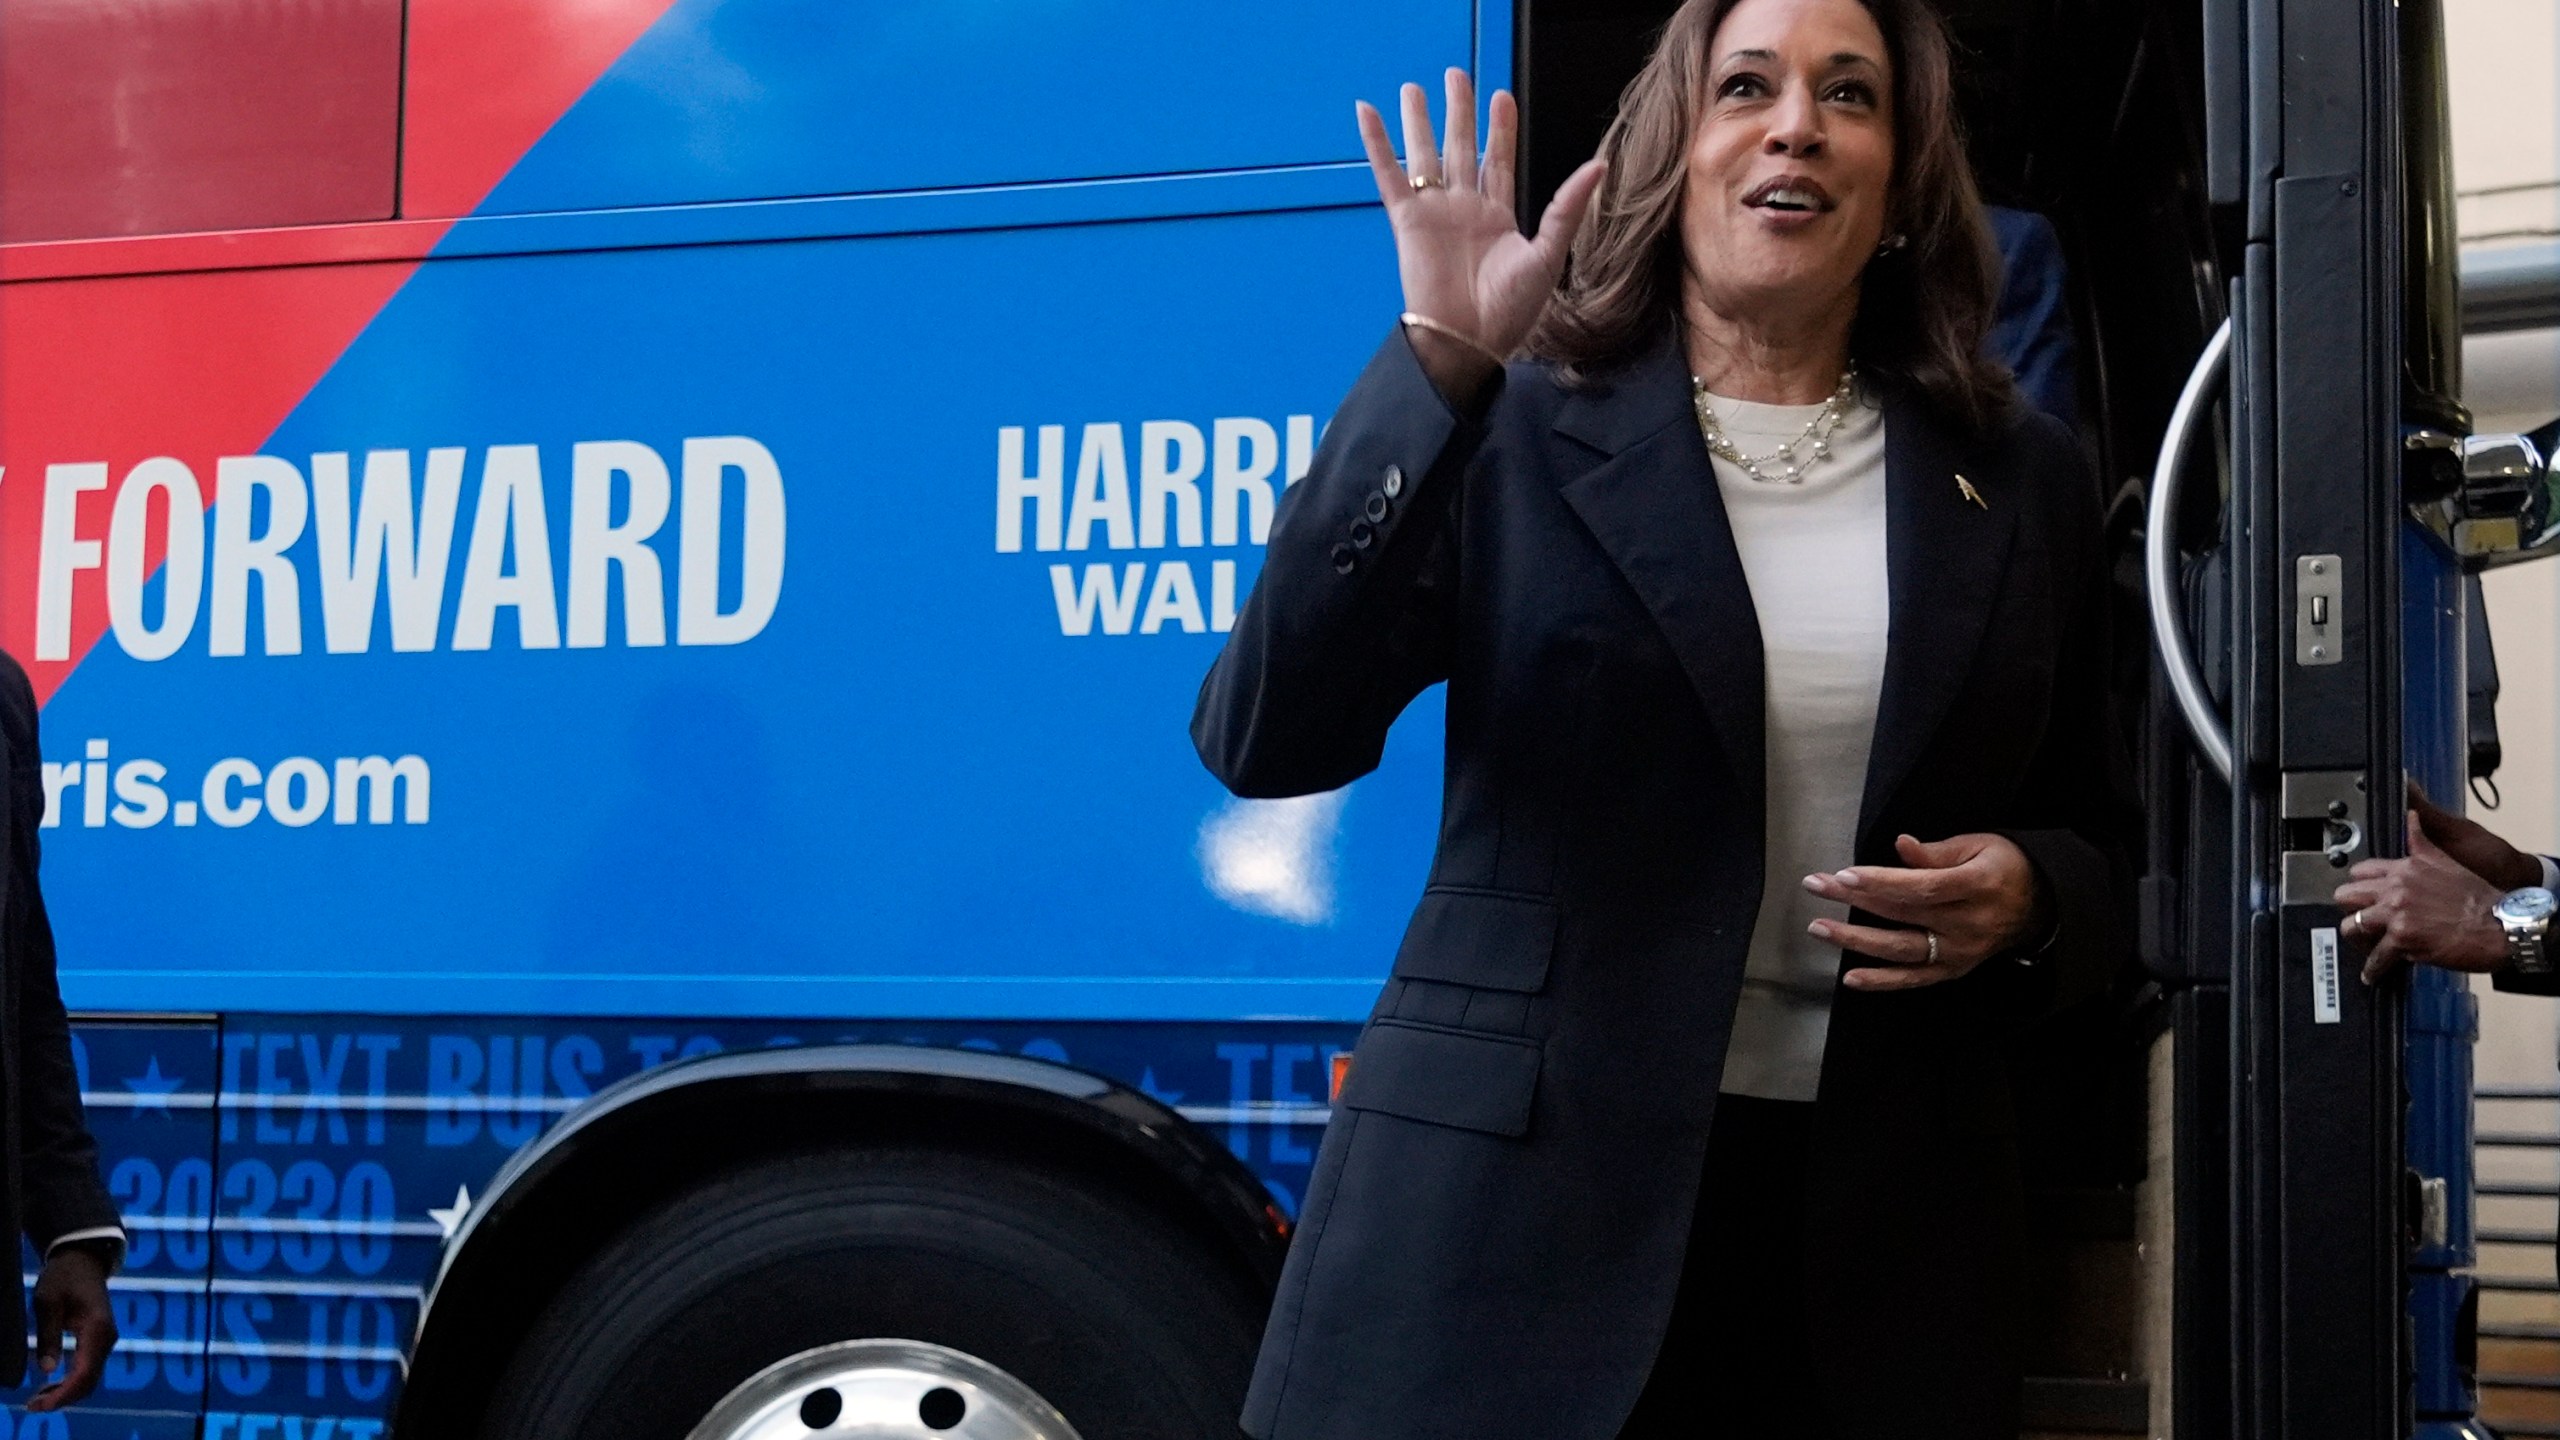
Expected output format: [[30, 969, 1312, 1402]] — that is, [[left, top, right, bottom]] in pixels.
[[1193, 0, 2135, 1435]]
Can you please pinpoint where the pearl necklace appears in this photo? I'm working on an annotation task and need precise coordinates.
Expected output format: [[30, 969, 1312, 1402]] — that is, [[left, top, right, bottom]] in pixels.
[[1690, 365, 1858, 485]]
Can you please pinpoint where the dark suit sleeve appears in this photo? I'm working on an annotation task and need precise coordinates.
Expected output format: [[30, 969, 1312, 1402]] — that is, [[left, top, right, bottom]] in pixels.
[[1992, 419, 2140, 1016], [1192, 329, 1485, 798], [0, 655, 122, 1252], [1986, 208, 2080, 431]]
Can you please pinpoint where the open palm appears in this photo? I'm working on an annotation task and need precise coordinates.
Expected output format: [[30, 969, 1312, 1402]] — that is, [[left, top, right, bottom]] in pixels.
[[1358, 69, 1608, 374]]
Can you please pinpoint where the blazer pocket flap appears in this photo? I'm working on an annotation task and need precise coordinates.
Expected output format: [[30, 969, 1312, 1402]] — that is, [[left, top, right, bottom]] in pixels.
[[1391, 888, 1559, 992], [1338, 1020, 1540, 1137]]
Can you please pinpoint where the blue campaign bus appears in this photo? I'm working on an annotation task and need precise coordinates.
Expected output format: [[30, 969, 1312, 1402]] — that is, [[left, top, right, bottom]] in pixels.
[[0, 0, 2548, 1436]]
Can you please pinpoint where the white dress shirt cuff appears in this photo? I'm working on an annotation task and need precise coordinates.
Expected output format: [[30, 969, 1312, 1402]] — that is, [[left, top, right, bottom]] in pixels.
[[2539, 854, 2559, 893], [45, 1227, 126, 1275]]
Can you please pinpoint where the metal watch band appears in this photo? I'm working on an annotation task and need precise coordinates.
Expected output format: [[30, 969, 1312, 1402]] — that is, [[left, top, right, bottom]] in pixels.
[[2511, 927, 2547, 975]]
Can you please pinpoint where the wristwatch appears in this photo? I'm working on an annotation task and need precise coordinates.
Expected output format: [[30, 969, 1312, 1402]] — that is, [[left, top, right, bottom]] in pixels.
[[2495, 886, 2559, 979]]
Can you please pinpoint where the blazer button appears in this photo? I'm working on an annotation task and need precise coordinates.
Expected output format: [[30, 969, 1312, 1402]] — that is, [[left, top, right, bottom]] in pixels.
[[1330, 542, 1358, 574], [1349, 519, 1376, 549], [1382, 464, 1405, 498], [1364, 491, 1390, 523]]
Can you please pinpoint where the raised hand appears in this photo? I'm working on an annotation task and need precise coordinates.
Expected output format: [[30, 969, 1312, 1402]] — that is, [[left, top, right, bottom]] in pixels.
[[1801, 833, 2050, 992], [1357, 69, 1608, 402]]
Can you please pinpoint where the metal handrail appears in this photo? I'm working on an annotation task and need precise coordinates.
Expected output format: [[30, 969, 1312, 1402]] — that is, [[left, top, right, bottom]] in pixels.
[[2145, 317, 2236, 784]]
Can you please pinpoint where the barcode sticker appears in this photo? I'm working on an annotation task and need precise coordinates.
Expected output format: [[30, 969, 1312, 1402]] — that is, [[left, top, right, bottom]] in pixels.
[[2311, 928, 2343, 1024]]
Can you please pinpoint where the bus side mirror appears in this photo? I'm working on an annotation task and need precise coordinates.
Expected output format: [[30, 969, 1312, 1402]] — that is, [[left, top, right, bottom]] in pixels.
[[2409, 420, 2560, 569]]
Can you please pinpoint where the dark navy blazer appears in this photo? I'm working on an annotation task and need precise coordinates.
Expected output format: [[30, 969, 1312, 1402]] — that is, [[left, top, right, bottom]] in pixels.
[[1193, 328, 2134, 1440], [0, 652, 124, 1386]]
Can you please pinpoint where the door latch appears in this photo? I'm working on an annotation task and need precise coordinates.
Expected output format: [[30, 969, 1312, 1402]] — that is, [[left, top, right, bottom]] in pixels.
[[2295, 554, 2343, 666], [2280, 770, 2368, 905]]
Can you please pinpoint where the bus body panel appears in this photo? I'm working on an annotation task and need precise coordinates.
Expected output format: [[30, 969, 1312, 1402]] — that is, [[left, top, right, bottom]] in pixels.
[[39, 1014, 1354, 1431], [0, 8, 1496, 1426], [24, 205, 1453, 1022], [462, 0, 1479, 216]]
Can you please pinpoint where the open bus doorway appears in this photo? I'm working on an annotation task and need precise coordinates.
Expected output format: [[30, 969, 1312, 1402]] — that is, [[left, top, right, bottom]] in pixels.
[[1512, 0, 2248, 1434], [1516, 0, 2560, 1433]]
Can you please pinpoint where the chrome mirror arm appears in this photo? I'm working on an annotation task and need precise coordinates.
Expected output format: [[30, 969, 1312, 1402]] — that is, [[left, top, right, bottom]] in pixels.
[[2408, 424, 2560, 570]]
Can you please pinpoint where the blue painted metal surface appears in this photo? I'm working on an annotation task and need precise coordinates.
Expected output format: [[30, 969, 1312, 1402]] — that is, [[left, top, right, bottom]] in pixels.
[[43, 203, 1450, 1022], [2401, 520, 2479, 1423], [478, 0, 1476, 214]]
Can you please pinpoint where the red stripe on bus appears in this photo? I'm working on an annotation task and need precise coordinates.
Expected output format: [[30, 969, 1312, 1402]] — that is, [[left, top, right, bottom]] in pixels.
[[0, 1, 684, 700], [0, 263, 417, 704], [402, 0, 690, 219]]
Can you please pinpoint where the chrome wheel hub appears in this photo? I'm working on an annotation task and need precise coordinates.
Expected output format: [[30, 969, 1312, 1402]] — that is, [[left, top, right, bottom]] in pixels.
[[685, 1338, 1084, 1440]]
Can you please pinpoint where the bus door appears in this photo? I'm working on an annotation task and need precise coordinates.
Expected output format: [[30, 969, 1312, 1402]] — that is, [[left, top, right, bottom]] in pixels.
[[2153, 0, 2419, 1427], [2176, 0, 2416, 1421], [2175, 0, 2560, 1430]]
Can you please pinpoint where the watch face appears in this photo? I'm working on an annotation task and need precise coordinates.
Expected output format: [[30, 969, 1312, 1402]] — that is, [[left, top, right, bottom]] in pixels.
[[2499, 887, 2560, 924]]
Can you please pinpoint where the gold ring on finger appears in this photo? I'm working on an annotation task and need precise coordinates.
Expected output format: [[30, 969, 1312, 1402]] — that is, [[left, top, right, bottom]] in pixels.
[[2344, 909, 2362, 937], [1410, 173, 1445, 191]]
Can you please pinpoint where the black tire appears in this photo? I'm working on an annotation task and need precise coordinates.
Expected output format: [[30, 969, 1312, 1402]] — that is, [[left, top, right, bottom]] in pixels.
[[481, 1147, 1265, 1440]]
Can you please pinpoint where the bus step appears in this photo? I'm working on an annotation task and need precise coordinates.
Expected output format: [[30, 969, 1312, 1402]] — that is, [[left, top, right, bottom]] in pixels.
[[2019, 1376, 2146, 1435], [2481, 1228, 2560, 1246], [2481, 1276, 2560, 1293], [2480, 1371, 2560, 1391]]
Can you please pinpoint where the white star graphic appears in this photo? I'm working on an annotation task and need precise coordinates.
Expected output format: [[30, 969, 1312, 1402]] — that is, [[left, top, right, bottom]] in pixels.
[[428, 1185, 474, 1241], [122, 1057, 184, 1120]]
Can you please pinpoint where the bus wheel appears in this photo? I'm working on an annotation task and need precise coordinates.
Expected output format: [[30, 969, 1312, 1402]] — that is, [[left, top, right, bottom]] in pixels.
[[479, 1147, 1265, 1440], [690, 1338, 1079, 1439]]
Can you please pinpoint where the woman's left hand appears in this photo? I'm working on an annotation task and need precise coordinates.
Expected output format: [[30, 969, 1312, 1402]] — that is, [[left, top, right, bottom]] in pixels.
[[1801, 833, 2048, 991]]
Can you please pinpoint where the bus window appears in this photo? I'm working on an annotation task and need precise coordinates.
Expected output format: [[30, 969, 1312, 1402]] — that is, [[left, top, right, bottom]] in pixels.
[[0, 0, 401, 243]]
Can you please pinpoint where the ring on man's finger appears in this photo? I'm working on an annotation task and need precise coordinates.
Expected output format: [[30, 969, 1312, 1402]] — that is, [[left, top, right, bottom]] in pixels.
[[1924, 931, 1940, 965], [1410, 173, 1446, 191], [2344, 908, 2363, 937]]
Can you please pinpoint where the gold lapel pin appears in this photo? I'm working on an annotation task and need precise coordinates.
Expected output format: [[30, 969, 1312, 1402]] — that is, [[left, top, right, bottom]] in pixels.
[[1955, 474, 1989, 510]]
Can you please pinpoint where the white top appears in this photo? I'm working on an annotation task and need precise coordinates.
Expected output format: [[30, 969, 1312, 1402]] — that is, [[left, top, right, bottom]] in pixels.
[[1705, 388, 1890, 1103]]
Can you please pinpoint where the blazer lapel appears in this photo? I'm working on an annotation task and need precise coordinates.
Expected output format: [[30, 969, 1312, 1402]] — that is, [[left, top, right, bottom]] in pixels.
[[1554, 332, 1767, 810], [1857, 383, 2020, 835]]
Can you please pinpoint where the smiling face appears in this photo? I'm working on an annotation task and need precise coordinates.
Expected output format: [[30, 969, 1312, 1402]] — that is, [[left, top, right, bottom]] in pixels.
[[1680, 0, 1897, 335]]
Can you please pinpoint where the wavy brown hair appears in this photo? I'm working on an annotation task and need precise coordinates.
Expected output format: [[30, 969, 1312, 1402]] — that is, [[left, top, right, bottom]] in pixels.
[[1526, 0, 2015, 433]]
